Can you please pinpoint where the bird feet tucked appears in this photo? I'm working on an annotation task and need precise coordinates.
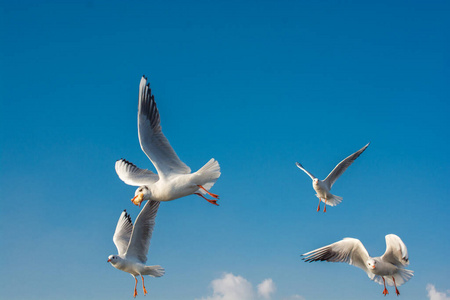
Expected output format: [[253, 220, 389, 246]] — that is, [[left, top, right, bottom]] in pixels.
[[195, 193, 219, 206]]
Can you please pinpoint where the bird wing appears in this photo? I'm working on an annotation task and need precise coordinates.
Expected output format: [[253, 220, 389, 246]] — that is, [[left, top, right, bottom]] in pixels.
[[302, 238, 371, 273], [295, 162, 316, 180], [115, 159, 159, 186], [125, 200, 160, 263], [381, 234, 410, 267], [112, 210, 133, 256], [138, 76, 191, 178], [323, 143, 370, 189]]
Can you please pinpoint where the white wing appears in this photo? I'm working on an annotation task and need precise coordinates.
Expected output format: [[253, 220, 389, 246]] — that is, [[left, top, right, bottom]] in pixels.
[[323, 143, 370, 189], [302, 238, 371, 274], [295, 162, 316, 180], [138, 76, 191, 178], [112, 210, 133, 255], [381, 234, 410, 267], [125, 200, 160, 263], [115, 159, 159, 186]]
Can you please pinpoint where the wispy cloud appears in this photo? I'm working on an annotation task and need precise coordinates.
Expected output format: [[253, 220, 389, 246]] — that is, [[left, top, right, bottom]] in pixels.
[[427, 284, 450, 300], [196, 273, 303, 300], [257, 278, 276, 299]]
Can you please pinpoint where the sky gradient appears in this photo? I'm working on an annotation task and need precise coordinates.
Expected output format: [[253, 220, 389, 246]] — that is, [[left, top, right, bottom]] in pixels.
[[1, 1, 449, 299]]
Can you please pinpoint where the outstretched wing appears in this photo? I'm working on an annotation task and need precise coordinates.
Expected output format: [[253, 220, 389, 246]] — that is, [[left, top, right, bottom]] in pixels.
[[138, 76, 191, 178], [302, 238, 370, 274], [323, 143, 370, 189], [381, 234, 410, 267], [125, 200, 160, 263], [115, 159, 159, 186], [112, 210, 133, 255], [295, 162, 316, 180]]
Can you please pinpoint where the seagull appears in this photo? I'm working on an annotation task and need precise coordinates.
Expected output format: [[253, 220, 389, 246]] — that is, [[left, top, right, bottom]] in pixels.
[[116, 76, 221, 207], [295, 143, 369, 212], [302, 234, 414, 296], [108, 200, 165, 298]]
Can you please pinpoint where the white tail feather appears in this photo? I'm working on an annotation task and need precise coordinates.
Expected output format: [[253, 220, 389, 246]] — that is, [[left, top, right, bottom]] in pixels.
[[316, 194, 343, 206], [144, 265, 165, 277], [195, 158, 221, 194]]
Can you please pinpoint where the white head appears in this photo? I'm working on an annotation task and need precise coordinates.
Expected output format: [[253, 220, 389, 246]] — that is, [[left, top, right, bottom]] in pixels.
[[367, 258, 377, 270], [313, 178, 319, 185], [107, 255, 120, 265], [131, 186, 150, 207]]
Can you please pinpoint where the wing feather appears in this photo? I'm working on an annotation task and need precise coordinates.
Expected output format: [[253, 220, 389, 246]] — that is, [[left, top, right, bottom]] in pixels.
[[323, 143, 370, 189], [302, 238, 370, 273], [381, 234, 409, 267], [112, 210, 133, 255], [138, 76, 191, 178], [115, 159, 159, 186], [295, 162, 316, 180], [125, 200, 160, 263]]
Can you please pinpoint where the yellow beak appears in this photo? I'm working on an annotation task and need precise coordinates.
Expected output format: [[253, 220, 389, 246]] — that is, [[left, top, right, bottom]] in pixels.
[[131, 193, 144, 207]]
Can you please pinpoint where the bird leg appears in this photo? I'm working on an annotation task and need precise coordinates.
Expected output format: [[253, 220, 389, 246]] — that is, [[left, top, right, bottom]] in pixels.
[[382, 277, 389, 296], [141, 275, 148, 295], [195, 193, 219, 206], [317, 198, 321, 212], [133, 276, 138, 298], [323, 199, 327, 213], [197, 185, 219, 199], [392, 277, 400, 296]]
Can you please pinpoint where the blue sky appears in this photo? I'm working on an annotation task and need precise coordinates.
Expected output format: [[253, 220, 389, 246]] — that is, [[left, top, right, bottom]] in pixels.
[[1, 1, 449, 299]]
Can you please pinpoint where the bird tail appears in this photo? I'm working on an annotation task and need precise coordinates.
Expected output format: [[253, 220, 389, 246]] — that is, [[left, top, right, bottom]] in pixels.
[[316, 194, 343, 206], [372, 268, 414, 287], [143, 265, 165, 277], [195, 158, 221, 193]]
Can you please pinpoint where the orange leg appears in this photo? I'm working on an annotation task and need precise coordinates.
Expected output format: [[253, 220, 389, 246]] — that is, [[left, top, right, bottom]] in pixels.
[[133, 276, 138, 298], [317, 198, 321, 212], [323, 199, 327, 213], [197, 185, 219, 199], [382, 277, 389, 296], [195, 193, 219, 206], [141, 275, 148, 295], [392, 277, 400, 296]]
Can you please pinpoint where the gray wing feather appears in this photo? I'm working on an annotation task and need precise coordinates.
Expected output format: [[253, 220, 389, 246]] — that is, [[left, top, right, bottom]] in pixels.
[[112, 210, 133, 255], [115, 159, 159, 186], [323, 143, 370, 189], [138, 76, 191, 178], [125, 200, 160, 263]]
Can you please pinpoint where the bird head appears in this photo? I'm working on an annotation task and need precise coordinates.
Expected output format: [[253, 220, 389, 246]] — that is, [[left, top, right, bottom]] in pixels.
[[107, 255, 119, 264], [312, 178, 319, 185], [131, 186, 150, 207], [367, 259, 377, 270]]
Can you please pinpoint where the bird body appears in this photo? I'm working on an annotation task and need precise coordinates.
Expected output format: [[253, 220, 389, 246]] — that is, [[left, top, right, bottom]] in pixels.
[[116, 76, 221, 206], [108, 200, 164, 297], [302, 234, 413, 295], [296, 143, 369, 212]]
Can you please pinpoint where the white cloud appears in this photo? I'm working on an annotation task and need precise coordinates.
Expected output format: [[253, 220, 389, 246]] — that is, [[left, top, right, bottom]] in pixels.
[[257, 278, 276, 299], [197, 273, 254, 300], [281, 296, 305, 300], [196, 273, 304, 300], [427, 284, 450, 300]]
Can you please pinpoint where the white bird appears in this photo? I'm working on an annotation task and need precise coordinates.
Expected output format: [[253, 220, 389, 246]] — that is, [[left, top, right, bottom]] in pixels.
[[302, 234, 414, 296], [116, 76, 221, 207], [295, 143, 369, 212], [108, 200, 165, 298]]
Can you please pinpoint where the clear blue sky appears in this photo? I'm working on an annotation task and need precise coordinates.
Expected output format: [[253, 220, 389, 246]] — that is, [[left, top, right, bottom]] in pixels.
[[1, 1, 449, 299]]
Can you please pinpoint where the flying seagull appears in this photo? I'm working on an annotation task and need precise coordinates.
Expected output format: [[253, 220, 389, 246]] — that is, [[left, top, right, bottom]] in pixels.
[[116, 76, 221, 206], [302, 234, 414, 296], [108, 200, 164, 297], [295, 143, 369, 212]]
